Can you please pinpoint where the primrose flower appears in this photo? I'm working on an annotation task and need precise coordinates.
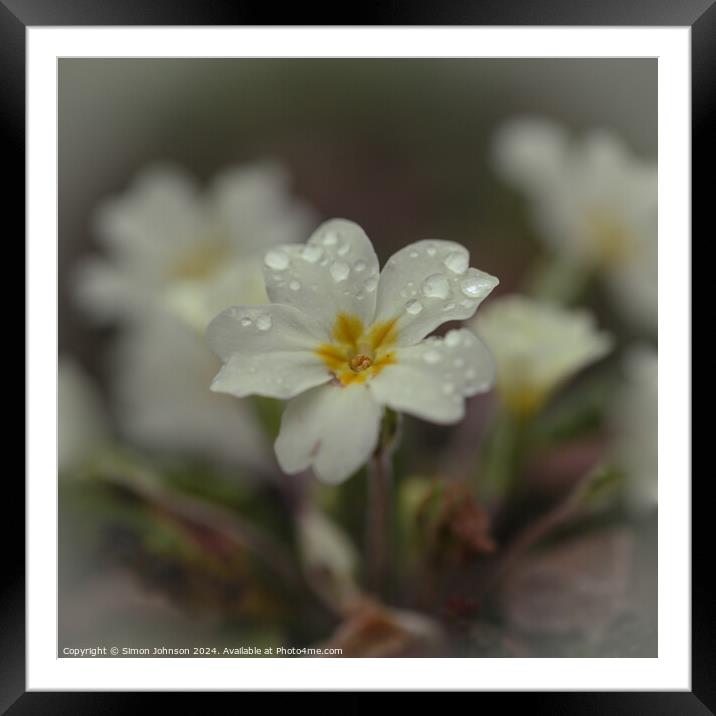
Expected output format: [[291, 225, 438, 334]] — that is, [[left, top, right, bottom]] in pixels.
[[77, 161, 315, 331], [208, 219, 499, 484], [493, 118, 657, 329], [610, 347, 658, 512], [473, 295, 611, 417], [75, 161, 314, 468]]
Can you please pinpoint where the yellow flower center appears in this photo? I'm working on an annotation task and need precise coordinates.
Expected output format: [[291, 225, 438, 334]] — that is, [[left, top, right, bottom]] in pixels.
[[168, 238, 230, 281], [500, 382, 547, 419], [349, 353, 374, 373], [316, 313, 398, 385]]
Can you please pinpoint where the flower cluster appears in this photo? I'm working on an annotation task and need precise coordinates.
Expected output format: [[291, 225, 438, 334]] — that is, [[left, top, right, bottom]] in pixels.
[[76, 161, 314, 467]]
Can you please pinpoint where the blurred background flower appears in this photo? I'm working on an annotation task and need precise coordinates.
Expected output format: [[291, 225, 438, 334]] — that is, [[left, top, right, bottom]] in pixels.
[[58, 58, 657, 657]]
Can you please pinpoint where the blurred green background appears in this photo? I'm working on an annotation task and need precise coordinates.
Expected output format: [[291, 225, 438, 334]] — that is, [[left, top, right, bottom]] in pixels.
[[58, 59, 657, 658]]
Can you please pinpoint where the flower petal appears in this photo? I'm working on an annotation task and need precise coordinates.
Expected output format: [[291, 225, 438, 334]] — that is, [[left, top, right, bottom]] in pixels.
[[275, 384, 382, 484], [210, 161, 317, 254], [207, 304, 332, 399], [93, 165, 205, 266], [368, 328, 494, 424], [372, 240, 498, 345], [112, 318, 270, 470], [262, 219, 380, 333]]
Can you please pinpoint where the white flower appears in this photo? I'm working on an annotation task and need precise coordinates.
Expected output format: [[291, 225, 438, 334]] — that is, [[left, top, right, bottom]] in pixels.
[[77, 160, 315, 331], [208, 219, 499, 484], [610, 347, 657, 512], [58, 358, 108, 475], [473, 295, 612, 417], [493, 118, 657, 329], [75, 161, 314, 467]]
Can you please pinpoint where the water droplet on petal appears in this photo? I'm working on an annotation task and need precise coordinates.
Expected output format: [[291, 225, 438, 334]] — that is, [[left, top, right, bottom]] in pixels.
[[337, 242, 351, 256], [323, 231, 338, 246], [445, 331, 461, 347], [443, 303, 456, 311], [409, 250, 419, 258], [354, 260, 367, 273], [405, 299, 423, 315], [256, 314, 272, 331], [364, 276, 378, 293], [265, 250, 289, 270], [422, 273, 451, 299], [289, 280, 301, 291], [239, 317, 252, 327], [444, 251, 469, 274], [301, 245, 323, 263], [330, 261, 350, 282], [426, 245, 437, 257], [423, 349, 442, 364], [461, 269, 491, 297], [461, 299, 477, 309]]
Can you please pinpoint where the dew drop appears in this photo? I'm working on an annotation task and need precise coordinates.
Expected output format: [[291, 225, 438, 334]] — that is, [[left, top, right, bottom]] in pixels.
[[239, 317, 252, 327], [354, 260, 367, 273], [421, 273, 451, 299], [323, 231, 338, 246], [337, 242, 351, 256], [409, 250, 419, 258], [461, 299, 477, 309], [289, 280, 301, 291], [330, 261, 350, 282], [461, 269, 491, 297], [405, 299, 423, 315], [444, 251, 468, 274], [364, 276, 378, 293], [442, 382, 456, 395], [445, 331, 462, 347], [423, 349, 442, 365], [301, 245, 323, 263], [256, 314, 272, 331], [426, 245, 437, 257], [264, 250, 289, 270], [443, 303, 456, 311]]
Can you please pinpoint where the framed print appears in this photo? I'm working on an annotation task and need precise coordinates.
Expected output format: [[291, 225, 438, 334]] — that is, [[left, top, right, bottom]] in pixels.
[[8, 0, 705, 708]]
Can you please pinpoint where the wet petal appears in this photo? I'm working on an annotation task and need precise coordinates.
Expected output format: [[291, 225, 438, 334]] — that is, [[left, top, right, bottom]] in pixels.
[[262, 219, 380, 334], [275, 383, 382, 484], [368, 329, 494, 424], [373, 240, 498, 346], [207, 304, 331, 399]]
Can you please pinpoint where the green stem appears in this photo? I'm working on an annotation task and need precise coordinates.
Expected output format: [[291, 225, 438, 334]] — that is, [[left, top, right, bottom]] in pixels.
[[479, 409, 529, 504], [366, 409, 401, 599]]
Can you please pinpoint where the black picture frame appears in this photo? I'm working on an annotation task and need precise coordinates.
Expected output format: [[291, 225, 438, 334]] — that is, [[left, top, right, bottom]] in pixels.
[[8, 0, 704, 709]]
